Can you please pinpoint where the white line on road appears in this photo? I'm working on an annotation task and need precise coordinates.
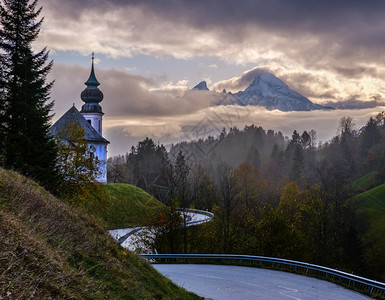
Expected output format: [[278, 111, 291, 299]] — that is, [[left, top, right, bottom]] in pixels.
[[279, 285, 299, 292], [279, 291, 301, 300]]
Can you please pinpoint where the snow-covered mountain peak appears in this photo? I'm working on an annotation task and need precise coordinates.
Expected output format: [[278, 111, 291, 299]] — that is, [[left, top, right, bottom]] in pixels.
[[248, 71, 288, 90], [229, 70, 327, 111]]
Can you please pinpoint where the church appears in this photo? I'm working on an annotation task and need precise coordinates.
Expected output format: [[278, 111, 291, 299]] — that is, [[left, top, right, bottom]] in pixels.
[[50, 54, 109, 184]]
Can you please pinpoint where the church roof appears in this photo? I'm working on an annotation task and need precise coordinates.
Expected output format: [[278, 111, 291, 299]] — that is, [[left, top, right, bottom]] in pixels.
[[50, 106, 109, 144]]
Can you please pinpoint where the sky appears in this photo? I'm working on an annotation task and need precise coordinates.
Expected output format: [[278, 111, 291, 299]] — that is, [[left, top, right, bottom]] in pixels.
[[35, 0, 385, 156]]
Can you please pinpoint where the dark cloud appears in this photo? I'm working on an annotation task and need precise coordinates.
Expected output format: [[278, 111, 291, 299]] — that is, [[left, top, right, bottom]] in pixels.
[[46, 0, 385, 31], [51, 63, 218, 121], [324, 99, 385, 110], [332, 66, 379, 79], [41, 0, 385, 51]]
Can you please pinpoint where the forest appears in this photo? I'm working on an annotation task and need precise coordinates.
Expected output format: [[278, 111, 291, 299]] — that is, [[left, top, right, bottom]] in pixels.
[[107, 112, 385, 281]]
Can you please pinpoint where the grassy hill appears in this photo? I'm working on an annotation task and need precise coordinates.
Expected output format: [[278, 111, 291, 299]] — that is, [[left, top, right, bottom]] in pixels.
[[0, 167, 198, 299], [85, 183, 165, 229], [348, 171, 379, 194], [351, 183, 385, 238], [350, 182, 385, 280]]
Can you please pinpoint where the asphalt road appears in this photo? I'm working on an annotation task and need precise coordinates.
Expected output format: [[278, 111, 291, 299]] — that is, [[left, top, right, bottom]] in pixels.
[[153, 264, 371, 300]]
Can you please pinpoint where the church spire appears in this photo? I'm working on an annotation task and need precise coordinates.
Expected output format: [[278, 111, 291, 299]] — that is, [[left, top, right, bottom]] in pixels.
[[84, 52, 100, 87], [80, 53, 104, 113]]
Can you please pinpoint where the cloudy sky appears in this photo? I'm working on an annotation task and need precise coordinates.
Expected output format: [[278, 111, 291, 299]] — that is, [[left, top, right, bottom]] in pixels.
[[36, 0, 385, 156]]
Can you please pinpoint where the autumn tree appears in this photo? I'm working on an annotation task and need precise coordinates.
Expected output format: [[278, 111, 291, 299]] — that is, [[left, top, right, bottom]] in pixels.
[[107, 155, 129, 183], [191, 164, 217, 210], [234, 162, 266, 216], [146, 198, 183, 253], [216, 163, 239, 251], [56, 121, 102, 203]]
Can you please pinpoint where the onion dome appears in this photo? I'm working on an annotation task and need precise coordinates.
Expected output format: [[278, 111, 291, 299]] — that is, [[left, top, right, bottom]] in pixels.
[[81, 53, 104, 113]]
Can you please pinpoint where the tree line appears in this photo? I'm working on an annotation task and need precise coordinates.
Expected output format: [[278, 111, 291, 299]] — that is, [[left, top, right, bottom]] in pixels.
[[108, 113, 385, 281]]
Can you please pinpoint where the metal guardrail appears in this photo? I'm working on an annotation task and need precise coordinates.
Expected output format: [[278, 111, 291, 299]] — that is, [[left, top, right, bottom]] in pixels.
[[141, 253, 385, 297], [112, 208, 214, 244], [178, 208, 214, 226]]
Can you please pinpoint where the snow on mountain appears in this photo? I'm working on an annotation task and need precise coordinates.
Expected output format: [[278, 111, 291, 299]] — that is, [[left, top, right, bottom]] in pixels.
[[193, 81, 209, 91], [195, 70, 327, 111], [230, 70, 325, 111]]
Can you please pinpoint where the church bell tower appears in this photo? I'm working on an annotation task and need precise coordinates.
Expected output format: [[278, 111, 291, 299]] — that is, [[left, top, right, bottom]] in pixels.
[[80, 53, 104, 135]]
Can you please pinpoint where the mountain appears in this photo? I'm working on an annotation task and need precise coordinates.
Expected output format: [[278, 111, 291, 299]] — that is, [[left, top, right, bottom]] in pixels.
[[233, 70, 326, 111], [193, 81, 209, 91], [200, 70, 328, 111]]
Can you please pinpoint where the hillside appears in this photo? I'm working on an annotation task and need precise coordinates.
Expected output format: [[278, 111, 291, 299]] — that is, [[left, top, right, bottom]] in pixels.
[[350, 183, 385, 280], [0, 167, 198, 299], [348, 171, 379, 194], [351, 183, 385, 236], [85, 183, 165, 229]]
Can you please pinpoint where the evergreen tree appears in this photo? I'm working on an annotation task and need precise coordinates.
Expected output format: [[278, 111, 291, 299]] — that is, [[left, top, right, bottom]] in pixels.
[[0, 54, 6, 164], [0, 0, 57, 189]]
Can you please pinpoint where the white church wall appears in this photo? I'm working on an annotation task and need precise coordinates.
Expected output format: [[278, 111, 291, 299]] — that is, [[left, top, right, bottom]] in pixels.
[[89, 142, 107, 184], [83, 113, 103, 136]]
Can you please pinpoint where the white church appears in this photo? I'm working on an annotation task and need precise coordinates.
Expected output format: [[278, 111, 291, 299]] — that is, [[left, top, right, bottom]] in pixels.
[[50, 54, 109, 184]]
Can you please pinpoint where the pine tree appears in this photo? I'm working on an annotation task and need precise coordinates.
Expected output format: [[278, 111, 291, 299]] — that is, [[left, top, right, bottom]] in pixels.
[[0, 54, 6, 164], [0, 0, 58, 189]]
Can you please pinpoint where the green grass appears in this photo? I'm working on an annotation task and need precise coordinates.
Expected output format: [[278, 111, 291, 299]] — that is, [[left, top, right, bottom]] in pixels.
[[348, 171, 378, 194], [351, 183, 385, 241], [0, 167, 199, 299], [349, 183, 385, 281], [84, 183, 165, 229]]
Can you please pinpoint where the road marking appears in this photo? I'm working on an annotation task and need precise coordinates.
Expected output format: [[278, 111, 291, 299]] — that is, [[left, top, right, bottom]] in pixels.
[[238, 280, 263, 288], [192, 274, 227, 280], [278, 285, 298, 292], [279, 291, 301, 300]]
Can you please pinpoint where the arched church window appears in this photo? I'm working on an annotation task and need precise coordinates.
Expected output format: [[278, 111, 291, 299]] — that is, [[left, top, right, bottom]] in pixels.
[[98, 120, 101, 133]]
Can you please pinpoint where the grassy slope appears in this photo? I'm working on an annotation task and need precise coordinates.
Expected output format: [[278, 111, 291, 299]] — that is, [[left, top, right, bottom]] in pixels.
[[348, 171, 378, 195], [85, 183, 165, 229], [351, 183, 385, 241], [0, 168, 199, 299]]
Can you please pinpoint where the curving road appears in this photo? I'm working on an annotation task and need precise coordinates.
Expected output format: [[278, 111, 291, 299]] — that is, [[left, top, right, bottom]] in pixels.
[[153, 264, 371, 300], [109, 209, 212, 253]]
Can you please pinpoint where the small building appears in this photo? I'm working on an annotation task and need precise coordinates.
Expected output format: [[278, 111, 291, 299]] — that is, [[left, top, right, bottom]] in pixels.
[[50, 54, 109, 184]]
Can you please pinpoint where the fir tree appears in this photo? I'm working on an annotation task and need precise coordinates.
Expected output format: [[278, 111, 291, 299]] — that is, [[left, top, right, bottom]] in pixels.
[[0, 0, 58, 189]]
